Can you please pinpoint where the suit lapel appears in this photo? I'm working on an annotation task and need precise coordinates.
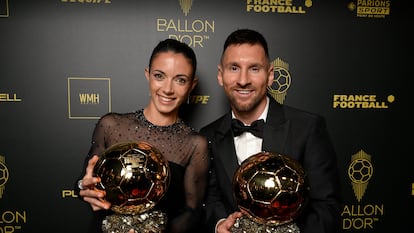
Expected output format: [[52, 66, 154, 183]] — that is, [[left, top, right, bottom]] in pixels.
[[214, 114, 240, 183], [262, 99, 289, 154]]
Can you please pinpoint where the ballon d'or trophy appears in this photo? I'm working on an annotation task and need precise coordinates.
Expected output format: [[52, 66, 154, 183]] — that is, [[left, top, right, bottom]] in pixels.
[[231, 151, 309, 233], [93, 141, 170, 233]]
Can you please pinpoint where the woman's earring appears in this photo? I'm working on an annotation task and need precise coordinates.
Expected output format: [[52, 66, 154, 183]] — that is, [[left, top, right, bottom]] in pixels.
[[187, 95, 190, 104]]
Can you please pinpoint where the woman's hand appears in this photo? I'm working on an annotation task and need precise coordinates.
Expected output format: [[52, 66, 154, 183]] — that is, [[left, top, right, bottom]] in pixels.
[[78, 155, 111, 211]]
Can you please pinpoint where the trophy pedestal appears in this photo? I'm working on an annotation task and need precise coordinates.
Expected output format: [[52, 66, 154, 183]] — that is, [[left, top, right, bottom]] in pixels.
[[102, 210, 167, 233], [231, 216, 300, 233]]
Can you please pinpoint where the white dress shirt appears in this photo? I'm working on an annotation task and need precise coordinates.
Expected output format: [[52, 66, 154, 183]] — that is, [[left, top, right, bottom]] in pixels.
[[233, 97, 269, 164]]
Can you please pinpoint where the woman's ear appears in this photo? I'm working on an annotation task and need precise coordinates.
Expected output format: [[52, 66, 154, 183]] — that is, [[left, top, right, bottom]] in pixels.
[[144, 68, 150, 81], [190, 77, 198, 92]]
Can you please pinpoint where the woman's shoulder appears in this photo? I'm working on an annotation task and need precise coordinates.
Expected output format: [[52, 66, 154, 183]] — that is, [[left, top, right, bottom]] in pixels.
[[187, 129, 208, 149], [101, 109, 140, 118], [98, 111, 137, 124]]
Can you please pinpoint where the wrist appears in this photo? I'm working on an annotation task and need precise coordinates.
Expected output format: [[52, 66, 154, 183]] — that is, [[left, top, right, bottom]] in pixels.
[[216, 218, 226, 233]]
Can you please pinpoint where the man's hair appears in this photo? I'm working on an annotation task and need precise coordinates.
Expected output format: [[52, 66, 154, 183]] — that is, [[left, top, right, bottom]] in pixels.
[[222, 28, 270, 60], [149, 38, 197, 78]]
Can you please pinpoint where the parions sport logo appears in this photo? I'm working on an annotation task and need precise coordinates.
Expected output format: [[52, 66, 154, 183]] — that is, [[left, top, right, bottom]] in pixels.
[[347, 0, 391, 18]]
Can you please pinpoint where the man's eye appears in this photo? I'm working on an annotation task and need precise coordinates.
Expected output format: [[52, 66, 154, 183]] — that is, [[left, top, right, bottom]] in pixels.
[[251, 67, 259, 72], [230, 66, 239, 71]]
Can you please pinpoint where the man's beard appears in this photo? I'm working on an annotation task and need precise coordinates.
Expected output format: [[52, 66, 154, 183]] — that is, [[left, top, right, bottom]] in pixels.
[[229, 94, 261, 113]]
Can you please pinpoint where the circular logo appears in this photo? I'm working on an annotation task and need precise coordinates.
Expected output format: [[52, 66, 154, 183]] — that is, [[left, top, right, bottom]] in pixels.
[[0, 161, 9, 187], [348, 158, 373, 184], [268, 66, 291, 95]]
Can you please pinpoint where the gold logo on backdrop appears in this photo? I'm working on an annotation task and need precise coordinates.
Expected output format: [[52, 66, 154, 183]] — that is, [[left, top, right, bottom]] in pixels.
[[0, 93, 22, 102], [347, 0, 390, 18], [333, 94, 392, 109], [179, 0, 193, 16], [342, 149, 382, 230], [246, 0, 309, 14], [156, 0, 214, 48], [267, 57, 291, 104], [60, 0, 112, 4], [348, 149, 373, 202], [0, 0, 9, 17], [412, 183, 414, 196], [0, 155, 9, 199], [67, 77, 111, 119]]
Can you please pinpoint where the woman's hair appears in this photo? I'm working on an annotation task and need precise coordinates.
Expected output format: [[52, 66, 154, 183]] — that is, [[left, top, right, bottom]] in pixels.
[[148, 38, 197, 78]]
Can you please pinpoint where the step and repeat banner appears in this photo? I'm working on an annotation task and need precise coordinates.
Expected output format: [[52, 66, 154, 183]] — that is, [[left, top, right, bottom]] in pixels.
[[0, 0, 411, 232]]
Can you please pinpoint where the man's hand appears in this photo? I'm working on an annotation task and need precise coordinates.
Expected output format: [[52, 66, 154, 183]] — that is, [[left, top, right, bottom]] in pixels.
[[78, 155, 111, 211], [217, 211, 243, 233]]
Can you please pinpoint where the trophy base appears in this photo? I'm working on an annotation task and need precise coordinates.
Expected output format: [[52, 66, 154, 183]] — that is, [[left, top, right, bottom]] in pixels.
[[102, 210, 167, 233], [231, 216, 300, 233]]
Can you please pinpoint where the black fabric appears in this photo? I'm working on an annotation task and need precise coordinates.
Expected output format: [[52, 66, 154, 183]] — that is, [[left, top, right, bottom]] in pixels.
[[231, 119, 265, 138]]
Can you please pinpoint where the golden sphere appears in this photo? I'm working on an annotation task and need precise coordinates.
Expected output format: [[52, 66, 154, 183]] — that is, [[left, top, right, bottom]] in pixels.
[[93, 141, 170, 215], [233, 151, 309, 226]]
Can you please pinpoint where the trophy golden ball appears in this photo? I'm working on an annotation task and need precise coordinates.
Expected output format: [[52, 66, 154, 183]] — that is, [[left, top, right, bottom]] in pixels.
[[233, 151, 309, 226], [93, 141, 170, 215]]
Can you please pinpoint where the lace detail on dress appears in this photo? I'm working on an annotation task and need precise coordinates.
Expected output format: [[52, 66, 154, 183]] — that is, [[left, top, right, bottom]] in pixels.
[[89, 109, 203, 169], [134, 109, 188, 134]]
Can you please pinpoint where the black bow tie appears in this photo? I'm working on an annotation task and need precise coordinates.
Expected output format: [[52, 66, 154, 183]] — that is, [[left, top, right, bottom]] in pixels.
[[231, 119, 265, 138]]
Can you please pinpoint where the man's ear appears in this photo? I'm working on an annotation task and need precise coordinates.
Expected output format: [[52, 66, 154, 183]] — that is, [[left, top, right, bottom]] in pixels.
[[217, 65, 224, 87], [267, 64, 274, 87]]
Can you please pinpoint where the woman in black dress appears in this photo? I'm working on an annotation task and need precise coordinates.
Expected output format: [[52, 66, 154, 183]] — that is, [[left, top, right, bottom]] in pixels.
[[75, 38, 209, 233]]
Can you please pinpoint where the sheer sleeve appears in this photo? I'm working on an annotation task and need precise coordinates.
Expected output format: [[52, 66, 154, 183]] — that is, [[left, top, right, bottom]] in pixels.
[[168, 134, 210, 233], [74, 113, 119, 196], [87, 113, 119, 157]]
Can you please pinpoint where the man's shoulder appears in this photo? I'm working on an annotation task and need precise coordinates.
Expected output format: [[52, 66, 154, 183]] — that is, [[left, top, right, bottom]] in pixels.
[[200, 113, 228, 133], [269, 98, 322, 120]]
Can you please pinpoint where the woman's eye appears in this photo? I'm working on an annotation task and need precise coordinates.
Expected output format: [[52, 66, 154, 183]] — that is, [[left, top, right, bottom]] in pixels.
[[153, 73, 163, 80], [175, 77, 187, 84]]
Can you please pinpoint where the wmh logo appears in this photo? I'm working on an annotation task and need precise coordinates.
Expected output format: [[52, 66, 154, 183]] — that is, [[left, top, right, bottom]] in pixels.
[[67, 77, 111, 119], [79, 93, 100, 104]]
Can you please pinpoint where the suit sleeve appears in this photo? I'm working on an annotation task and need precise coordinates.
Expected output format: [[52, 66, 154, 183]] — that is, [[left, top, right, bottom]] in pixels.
[[296, 116, 342, 233]]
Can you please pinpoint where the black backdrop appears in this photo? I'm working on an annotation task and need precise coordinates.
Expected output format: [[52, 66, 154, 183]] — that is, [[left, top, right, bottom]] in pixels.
[[0, 0, 412, 232]]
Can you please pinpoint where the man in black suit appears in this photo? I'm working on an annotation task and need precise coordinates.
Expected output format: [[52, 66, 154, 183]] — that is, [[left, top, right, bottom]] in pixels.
[[200, 28, 341, 233]]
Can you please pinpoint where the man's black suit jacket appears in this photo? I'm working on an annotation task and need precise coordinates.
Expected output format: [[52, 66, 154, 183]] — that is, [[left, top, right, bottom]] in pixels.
[[199, 98, 341, 233]]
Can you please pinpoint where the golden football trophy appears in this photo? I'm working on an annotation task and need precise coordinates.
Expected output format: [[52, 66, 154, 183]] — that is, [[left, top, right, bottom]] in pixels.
[[231, 151, 309, 233], [93, 141, 170, 233]]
